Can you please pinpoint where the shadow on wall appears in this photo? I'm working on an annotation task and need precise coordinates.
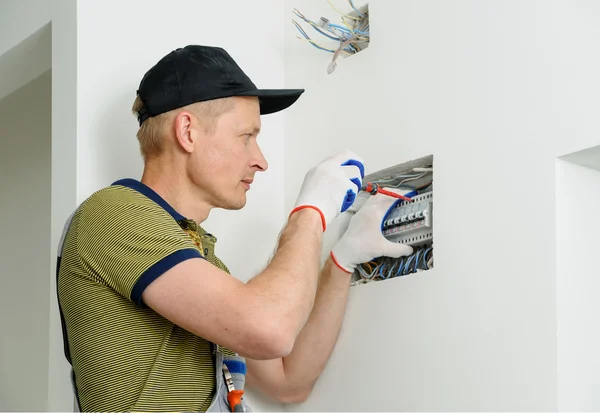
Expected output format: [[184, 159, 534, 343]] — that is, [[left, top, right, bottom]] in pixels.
[[0, 69, 52, 411], [556, 145, 600, 411]]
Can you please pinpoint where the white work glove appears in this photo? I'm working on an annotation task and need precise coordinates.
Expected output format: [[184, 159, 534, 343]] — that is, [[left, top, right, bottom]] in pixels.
[[330, 188, 414, 273], [290, 149, 365, 232]]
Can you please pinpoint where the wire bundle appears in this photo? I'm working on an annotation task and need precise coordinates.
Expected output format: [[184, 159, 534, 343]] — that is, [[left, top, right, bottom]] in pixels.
[[371, 167, 433, 193], [355, 244, 433, 283], [292, 0, 370, 73]]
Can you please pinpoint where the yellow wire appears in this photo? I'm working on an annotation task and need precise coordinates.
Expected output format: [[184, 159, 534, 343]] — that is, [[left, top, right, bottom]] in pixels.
[[327, 0, 361, 20], [340, 16, 353, 32]]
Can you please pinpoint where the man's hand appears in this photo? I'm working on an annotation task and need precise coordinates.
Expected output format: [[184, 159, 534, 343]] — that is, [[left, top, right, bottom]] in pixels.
[[291, 149, 364, 232], [331, 188, 414, 273]]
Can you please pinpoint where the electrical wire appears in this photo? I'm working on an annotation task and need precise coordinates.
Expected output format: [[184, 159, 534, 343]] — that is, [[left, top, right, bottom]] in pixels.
[[354, 244, 434, 284], [423, 247, 433, 270], [293, 21, 337, 53], [327, 0, 362, 20], [372, 174, 425, 185], [393, 172, 430, 187], [348, 0, 366, 17], [293, 9, 341, 41], [293, 1, 369, 73]]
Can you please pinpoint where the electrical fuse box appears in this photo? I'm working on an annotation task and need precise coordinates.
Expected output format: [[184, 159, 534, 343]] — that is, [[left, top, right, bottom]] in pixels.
[[382, 191, 433, 246], [349, 154, 434, 285]]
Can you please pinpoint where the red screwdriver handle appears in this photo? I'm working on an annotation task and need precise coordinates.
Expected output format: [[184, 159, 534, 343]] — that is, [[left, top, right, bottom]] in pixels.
[[362, 182, 412, 202]]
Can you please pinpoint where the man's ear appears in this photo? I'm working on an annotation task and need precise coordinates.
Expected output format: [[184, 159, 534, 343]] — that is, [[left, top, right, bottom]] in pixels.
[[174, 111, 197, 154]]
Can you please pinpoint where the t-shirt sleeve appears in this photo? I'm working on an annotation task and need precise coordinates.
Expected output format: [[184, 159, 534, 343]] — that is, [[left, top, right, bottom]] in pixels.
[[75, 189, 202, 307]]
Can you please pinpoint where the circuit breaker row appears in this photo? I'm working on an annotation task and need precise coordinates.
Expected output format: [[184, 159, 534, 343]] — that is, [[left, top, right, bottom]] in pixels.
[[382, 192, 433, 246]]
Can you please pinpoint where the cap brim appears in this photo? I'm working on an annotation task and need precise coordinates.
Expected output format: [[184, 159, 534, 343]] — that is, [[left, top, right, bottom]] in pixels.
[[237, 89, 305, 115]]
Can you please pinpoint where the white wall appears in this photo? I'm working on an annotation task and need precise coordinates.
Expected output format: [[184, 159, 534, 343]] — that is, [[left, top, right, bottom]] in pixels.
[[0, 0, 51, 58], [556, 157, 600, 411], [1, 1, 80, 410], [75, 0, 287, 410], [5, 0, 600, 411], [0, 70, 51, 411], [284, 0, 600, 411], [0, 23, 51, 103], [48, 1, 78, 410]]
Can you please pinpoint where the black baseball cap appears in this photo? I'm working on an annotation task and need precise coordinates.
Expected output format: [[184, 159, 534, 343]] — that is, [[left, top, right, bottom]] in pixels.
[[136, 45, 305, 125]]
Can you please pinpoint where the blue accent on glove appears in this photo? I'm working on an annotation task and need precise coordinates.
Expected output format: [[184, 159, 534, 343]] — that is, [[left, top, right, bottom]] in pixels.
[[350, 177, 362, 193], [342, 159, 365, 178], [223, 359, 247, 375], [341, 189, 357, 212], [339, 159, 364, 213]]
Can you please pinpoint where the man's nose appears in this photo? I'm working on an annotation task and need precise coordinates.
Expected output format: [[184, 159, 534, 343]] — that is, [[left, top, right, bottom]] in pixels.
[[252, 143, 268, 172]]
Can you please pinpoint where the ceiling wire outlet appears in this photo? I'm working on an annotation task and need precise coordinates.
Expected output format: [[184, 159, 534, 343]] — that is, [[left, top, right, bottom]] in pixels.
[[350, 154, 434, 286], [292, 1, 370, 74]]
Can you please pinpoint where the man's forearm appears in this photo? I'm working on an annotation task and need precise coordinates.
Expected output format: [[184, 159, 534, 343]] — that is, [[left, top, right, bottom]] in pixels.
[[245, 209, 323, 337], [280, 257, 352, 395]]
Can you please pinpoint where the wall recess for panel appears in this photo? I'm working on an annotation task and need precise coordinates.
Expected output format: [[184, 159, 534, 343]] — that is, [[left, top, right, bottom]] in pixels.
[[349, 155, 434, 286], [292, 1, 369, 74]]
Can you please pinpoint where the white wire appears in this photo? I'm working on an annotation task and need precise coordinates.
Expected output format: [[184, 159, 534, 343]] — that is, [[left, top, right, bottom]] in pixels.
[[373, 174, 423, 184], [394, 172, 430, 187]]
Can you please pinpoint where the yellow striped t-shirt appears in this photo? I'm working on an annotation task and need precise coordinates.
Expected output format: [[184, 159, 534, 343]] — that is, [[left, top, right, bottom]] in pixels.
[[57, 178, 235, 412]]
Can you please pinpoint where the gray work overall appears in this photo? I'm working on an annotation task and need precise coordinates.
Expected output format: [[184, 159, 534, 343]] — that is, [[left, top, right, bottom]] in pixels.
[[68, 347, 251, 412], [58, 211, 251, 412], [206, 347, 252, 412]]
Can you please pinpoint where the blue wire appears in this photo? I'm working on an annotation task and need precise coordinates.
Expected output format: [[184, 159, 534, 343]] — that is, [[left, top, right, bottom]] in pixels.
[[385, 260, 399, 280], [327, 23, 352, 32], [414, 250, 422, 272], [294, 24, 335, 53], [293, 11, 340, 44], [349, 0, 366, 17], [327, 22, 370, 36], [423, 248, 433, 269], [387, 264, 396, 279], [381, 262, 393, 280], [293, 21, 310, 39], [311, 24, 341, 41], [403, 255, 415, 275], [379, 262, 385, 280], [395, 258, 405, 277], [365, 265, 379, 280], [358, 265, 372, 280]]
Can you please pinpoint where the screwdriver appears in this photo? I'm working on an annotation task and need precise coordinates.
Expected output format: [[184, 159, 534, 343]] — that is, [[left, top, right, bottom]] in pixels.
[[361, 182, 413, 201], [222, 363, 245, 412]]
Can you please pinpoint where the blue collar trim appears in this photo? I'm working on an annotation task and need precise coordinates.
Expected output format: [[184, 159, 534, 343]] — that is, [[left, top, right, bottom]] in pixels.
[[112, 178, 186, 222]]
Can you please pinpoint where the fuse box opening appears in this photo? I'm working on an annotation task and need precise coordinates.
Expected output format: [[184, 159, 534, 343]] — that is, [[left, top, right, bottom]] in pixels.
[[350, 154, 434, 285]]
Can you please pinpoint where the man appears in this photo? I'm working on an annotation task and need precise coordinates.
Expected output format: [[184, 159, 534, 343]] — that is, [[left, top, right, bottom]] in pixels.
[[57, 45, 412, 412]]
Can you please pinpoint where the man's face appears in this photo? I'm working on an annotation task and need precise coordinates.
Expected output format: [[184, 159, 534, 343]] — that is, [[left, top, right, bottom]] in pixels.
[[190, 96, 267, 210]]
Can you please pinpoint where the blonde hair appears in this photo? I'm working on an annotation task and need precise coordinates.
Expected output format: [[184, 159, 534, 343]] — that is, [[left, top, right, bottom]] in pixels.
[[131, 96, 234, 160]]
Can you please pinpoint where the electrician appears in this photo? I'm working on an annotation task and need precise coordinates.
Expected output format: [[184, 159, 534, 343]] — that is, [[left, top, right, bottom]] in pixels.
[[56, 45, 413, 412]]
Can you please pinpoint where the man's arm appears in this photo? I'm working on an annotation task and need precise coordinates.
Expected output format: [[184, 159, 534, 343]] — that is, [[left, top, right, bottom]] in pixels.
[[143, 209, 322, 360], [143, 150, 365, 360], [245, 188, 414, 403], [245, 257, 351, 403]]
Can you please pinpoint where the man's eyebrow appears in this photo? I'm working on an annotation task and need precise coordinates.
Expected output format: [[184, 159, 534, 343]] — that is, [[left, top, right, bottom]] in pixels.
[[244, 126, 261, 134]]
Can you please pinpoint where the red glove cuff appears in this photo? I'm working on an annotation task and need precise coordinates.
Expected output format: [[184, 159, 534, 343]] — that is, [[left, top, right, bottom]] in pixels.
[[289, 205, 327, 232], [330, 251, 353, 274]]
